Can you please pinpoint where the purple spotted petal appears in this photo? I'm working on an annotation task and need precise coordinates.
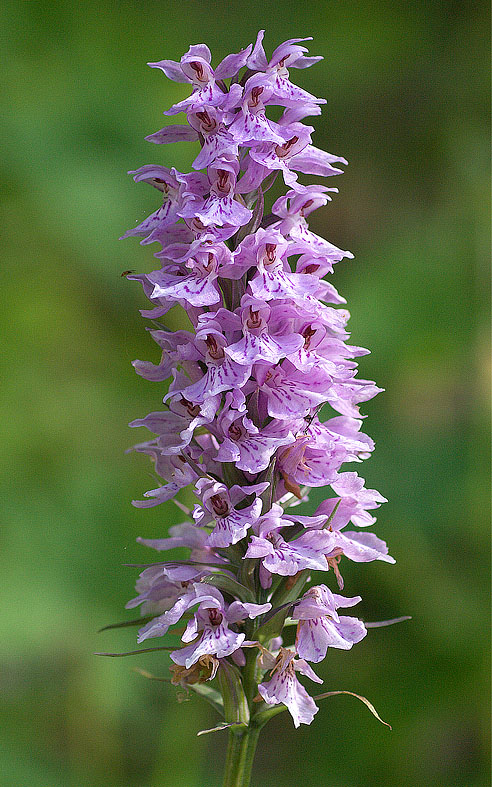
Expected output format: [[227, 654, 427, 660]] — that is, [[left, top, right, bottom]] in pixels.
[[296, 615, 367, 661], [207, 498, 262, 548], [214, 44, 253, 79], [145, 125, 199, 144]]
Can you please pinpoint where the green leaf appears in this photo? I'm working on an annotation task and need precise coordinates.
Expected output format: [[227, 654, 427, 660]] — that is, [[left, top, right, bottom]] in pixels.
[[217, 660, 250, 725], [238, 557, 257, 595], [259, 170, 279, 194], [258, 600, 300, 626], [255, 572, 309, 643], [215, 542, 244, 566], [252, 703, 287, 727], [97, 615, 155, 633], [133, 667, 225, 716], [323, 498, 342, 527], [189, 682, 225, 716], [259, 460, 277, 511], [269, 570, 309, 609], [197, 722, 245, 737], [221, 461, 246, 487], [180, 451, 212, 479], [253, 691, 392, 730], [314, 691, 392, 729], [200, 573, 256, 604], [124, 560, 219, 568], [94, 646, 174, 657], [255, 608, 291, 644], [364, 616, 412, 628]]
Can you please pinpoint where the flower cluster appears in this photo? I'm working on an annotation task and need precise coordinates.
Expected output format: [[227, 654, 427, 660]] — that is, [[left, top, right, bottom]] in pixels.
[[121, 31, 393, 729]]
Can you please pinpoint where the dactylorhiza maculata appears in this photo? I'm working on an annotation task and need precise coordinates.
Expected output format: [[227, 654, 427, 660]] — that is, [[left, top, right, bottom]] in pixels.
[[106, 30, 401, 786]]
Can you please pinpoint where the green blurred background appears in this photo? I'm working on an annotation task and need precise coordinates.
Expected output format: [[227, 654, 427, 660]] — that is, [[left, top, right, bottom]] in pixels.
[[1, 1, 490, 785]]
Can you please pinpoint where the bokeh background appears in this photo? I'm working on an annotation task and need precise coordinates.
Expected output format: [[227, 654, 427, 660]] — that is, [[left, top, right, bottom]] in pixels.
[[1, 1, 490, 785]]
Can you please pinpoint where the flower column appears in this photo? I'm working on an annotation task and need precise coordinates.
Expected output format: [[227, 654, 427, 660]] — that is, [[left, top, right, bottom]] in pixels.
[[115, 30, 395, 787]]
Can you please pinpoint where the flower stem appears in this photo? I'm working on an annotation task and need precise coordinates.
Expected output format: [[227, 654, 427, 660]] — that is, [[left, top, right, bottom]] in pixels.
[[222, 723, 262, 787]]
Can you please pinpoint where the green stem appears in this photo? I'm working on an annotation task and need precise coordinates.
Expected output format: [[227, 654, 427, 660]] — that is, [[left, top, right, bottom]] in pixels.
[[222, 645, 265, 786], [222, 723, 262, 787], [242, 645, 260, 707]]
